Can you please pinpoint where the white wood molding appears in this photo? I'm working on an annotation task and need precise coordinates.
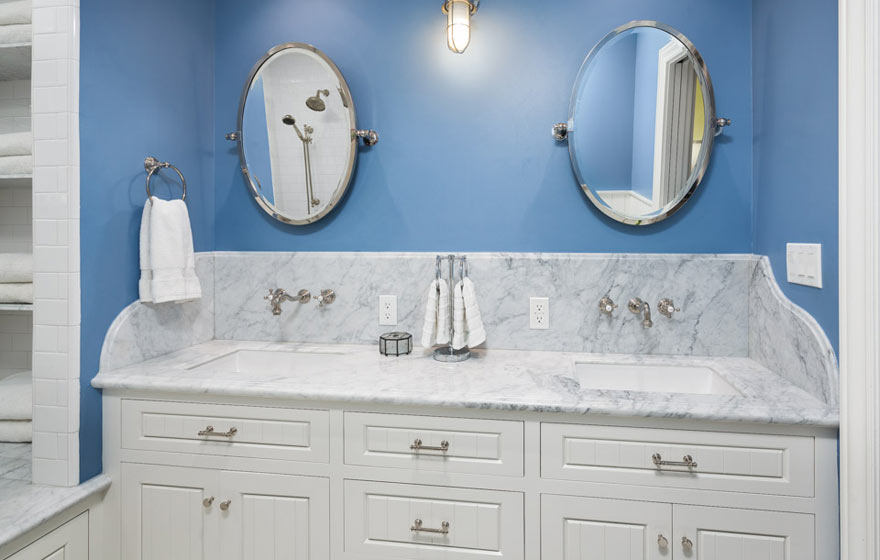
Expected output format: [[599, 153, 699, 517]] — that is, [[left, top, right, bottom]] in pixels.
[[840, 0, 880, 557]]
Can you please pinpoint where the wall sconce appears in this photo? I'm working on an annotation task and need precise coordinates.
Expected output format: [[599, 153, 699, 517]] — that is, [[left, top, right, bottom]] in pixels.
[[442, 0, 479, 54]]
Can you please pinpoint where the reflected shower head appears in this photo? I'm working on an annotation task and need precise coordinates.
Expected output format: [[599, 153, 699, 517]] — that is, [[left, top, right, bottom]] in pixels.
[[305, 89, 330, 112]]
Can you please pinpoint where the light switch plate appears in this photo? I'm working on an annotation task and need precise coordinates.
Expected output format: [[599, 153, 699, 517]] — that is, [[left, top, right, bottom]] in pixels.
[[529, 297, 549, 329], [379, 295, 397, 325], [786, 243, 823, 288]]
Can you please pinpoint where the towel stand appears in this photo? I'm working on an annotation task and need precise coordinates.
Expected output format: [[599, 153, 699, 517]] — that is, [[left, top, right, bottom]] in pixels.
[[144, 156, 187, 205], [433, 254, 470, 363]]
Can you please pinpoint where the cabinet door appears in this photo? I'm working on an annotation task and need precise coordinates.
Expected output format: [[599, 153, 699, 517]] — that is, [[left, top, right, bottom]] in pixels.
[[218, 471, 329, 560], [5, 512, 88, 560], [673, 505, 814, 560], [121, 463, 219, 560], [542, 495, 672, 560]]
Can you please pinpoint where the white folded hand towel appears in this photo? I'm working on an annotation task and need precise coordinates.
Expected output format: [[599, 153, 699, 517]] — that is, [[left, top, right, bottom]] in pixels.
[[435, 278, 450, 345], [462, 277, 486, 348], [0, 1, 31, 25], [0, 132, 31, 157], [452, 281, 467, 350], [0, 282, 30, 303], [0, 155, 31, 176], [0, 23, 30, 45], [420, 279, 439, 348], [139, 197, 202, 304], [0, 252, 30, 283]]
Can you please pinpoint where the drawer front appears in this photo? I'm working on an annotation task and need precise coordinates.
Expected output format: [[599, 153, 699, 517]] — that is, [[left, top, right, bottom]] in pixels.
[[344, 412, 524, 476], [344, 480, 524, 560], [541, 423, 814, 497], [122, 399, 330, 462]]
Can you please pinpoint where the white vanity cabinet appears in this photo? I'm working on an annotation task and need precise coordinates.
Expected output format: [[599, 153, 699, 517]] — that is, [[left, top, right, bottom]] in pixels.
[[3, 514, 88, 560], [101, 396, 838, 560]]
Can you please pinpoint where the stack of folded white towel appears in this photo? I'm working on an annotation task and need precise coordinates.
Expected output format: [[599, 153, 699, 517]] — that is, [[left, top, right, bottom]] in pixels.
[[422, 276, 486, 350], [139, 197, 202, 304], [0, 0, 31, 46], [0, 253, 31, 303], [0, 370, 31, 442], [0, 131, 32, 177]]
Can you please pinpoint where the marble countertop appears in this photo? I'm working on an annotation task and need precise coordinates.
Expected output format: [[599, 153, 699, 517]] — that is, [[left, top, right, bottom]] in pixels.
[[92, 340, 838, 427], [0, 475, 111, 550]]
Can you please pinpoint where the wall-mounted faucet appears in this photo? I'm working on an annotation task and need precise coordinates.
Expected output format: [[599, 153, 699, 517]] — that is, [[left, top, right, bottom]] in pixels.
[[658, 298, 681, 319], [264, 288, 311, 315], [628, 297, 653, 328]]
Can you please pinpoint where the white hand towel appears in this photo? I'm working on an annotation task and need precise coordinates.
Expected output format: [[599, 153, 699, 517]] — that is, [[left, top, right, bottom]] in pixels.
[[452, 281, 467, 350], [435, 278, 450, 345], [139, 197, 202, 304], [0, 132, 31, 157], [138, 201, 153, 302], [0, 252, 31, 283], [420, 279, 439, 348], [0, 155, 31, 176], [0, 24, 30, 45], [462, 277, 486, 348], [0, 1, 31, 25], [0, 282, 30, 303]]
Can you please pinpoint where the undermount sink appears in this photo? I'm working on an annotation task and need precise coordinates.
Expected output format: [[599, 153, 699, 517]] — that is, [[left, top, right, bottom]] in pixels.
[[571, 361, 742, 396], [189, 348, 352, 374]]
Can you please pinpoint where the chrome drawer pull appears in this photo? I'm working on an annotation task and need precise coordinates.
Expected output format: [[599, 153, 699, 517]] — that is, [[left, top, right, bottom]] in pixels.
[[682, 536, 694, 550], [220, 500, 231, 511], [657, 534, 669, 548], [198, 425, 238, 438], [410, 439, 449, 452], [411, 519, 450, 534], [202, 496, 214, 508], [652, 453, 698, 468]]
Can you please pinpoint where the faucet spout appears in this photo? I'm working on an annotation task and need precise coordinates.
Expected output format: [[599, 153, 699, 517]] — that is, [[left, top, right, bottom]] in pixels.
[[628, 297, 654, 328], [641, 302, 653, 328], [264, 288, 311, 315]]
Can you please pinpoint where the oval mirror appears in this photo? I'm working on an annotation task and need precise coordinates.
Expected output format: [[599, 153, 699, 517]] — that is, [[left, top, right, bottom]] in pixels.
[[562, 21, 729, 225], [233, 43, 376, 225]]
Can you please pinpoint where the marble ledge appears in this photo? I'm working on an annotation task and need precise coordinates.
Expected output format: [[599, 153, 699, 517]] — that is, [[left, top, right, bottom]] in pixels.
[[0, 475, 111, 551], [92, 340, 839, 428]]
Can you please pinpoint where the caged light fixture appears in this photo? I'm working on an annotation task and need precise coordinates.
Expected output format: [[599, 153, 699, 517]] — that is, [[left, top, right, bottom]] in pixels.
[[442, 0, 479, 53]]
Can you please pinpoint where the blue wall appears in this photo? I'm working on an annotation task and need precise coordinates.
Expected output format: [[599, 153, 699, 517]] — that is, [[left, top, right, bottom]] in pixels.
[[79, 0, 215, 480], [213, 0, 754, 253], [752, 0, 839, 354]]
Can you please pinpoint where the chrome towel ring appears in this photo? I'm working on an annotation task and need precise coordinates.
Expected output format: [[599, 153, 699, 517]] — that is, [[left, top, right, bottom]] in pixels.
[[144, 156, 187, 205]]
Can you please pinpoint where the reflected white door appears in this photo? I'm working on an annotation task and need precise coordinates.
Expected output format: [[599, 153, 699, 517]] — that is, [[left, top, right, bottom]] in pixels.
[[673, 504, 814, 559], [218, 471, 329, 560], [542, 495, 672, 560]]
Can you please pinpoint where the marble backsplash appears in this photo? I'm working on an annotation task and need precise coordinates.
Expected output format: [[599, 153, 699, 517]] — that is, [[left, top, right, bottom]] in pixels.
[[99, 251, 839, 405]]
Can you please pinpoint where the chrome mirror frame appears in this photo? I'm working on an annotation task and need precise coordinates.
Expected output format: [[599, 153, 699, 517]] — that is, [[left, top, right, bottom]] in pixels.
[[565, 21, 724, 226], [230, 43, 359, 226]]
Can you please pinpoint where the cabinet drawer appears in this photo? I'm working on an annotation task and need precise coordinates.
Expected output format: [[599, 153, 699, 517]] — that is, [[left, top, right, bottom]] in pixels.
[[344, 480, 524, 560], [541, 423, 814, 497], [344, 412, 524, 476], [122, 399, 330, 463]]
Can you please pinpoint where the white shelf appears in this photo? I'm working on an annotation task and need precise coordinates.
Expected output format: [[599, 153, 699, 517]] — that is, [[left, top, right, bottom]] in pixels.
[[0, 175, 30, 188], [0, 43, 31, 81], [0, 303, 31, 311]]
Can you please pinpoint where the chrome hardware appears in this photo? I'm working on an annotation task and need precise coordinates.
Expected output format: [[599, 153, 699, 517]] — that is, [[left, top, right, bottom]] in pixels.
[[658, 298, 680, 319], [628, 298, 653, 328], [552, 122, 568, 141], [657, 534, 669, 548], [682, 536, 693, 550], [264, 288, 311, 315], [219, 500, 231, 511], [410, 439, 450, 452], [198, 425, 238, 438], [282, 116, 320, 209], [599, 296, 618, 315], [652, 453, 698, 468], [441, 0, 479, 15], [354, 129, 379, 146], [411, 518, 450, 535], [202, 496, 215, 508], [714, 117, 731, 136], [314, 289, 336, 307], [225, 131, 239, 141], [144, 157, 187, 205]]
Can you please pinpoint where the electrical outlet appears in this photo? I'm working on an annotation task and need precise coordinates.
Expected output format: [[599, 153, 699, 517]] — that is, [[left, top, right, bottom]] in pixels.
[[529, 297, 550, 329], [786, 243, 823, 288], [379, 295, 397, 326]]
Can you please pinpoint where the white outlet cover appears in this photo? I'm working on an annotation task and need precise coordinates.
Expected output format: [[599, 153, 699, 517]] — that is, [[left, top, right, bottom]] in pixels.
[[379, 295, 397, 326], [529, 297, 550, 330], [786, 243, 823, 288]]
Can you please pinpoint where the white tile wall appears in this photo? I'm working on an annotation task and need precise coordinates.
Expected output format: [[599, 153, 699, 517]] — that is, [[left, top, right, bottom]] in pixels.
[[0, 310, 31, 371], [0, 186, 32, 252], [0, 79, 31, 134], [30, 0, 79, 487]]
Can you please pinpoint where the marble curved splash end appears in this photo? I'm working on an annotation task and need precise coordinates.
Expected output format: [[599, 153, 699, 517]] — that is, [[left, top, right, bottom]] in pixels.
[[749, 257, 838, 406], [99, 254, 215, 372]]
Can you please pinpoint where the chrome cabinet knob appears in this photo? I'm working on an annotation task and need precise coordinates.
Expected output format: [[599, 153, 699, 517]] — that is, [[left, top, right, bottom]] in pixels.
[[598, 296, 618, 315], [682, 536, 693, 550], [219, 500, 231, 511], [658, 298, 680, 319], [657, 534, 669, 548], [202, 496, 214, 508], [315, 289, 336, 307]]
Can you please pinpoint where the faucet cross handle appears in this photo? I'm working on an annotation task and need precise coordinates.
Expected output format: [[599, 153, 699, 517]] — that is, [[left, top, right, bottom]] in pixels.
[[315, 289, 336, 307], [658, 298, 681, 319], [598, 296, 618, 315]]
